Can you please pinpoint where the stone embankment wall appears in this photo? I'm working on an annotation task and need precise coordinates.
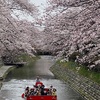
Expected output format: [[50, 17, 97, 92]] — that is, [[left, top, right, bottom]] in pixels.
[[50, 64, 100, 100], [0, 66, 14, 89]]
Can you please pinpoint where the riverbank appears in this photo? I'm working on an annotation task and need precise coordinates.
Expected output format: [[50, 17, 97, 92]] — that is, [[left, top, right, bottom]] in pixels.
[[0, 66, 15, 89], [50, 61, 100, 100], [0, 54, 40, 89]]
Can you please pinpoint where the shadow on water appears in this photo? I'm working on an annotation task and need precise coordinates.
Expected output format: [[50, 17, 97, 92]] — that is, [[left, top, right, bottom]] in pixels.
[[5, 55, 55, 80], [0, 55, 84, 100]]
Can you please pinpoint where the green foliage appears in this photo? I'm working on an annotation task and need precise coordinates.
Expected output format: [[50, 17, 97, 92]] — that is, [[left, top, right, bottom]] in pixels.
[[58, 61, 100, 84], [15, 53, 40, 63], [69, 52, 82, 61]]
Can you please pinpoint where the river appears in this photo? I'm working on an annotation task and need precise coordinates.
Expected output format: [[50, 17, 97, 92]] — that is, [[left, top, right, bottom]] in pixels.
[[0, 56, 84, 100]]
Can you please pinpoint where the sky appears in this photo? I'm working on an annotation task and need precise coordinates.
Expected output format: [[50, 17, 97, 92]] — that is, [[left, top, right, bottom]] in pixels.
[[29, 0, 47, 28], [30, 0, 47, 8], [30, 0, 47, 16], [11, 0, 47, 22]]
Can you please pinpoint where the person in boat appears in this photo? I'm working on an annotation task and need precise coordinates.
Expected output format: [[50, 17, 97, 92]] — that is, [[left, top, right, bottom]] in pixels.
[[52, 88, 57, 96], [36, 76, 40, 82], [44, 90, 47, 95], [48, 85, 53, 95], [33, 85, 38, 95], [33, 84, 42, 96], [30, 88, 34, 95], [35, 76, 43, 86], [40, 84, 45, 95], [25, 87, 30, 97], [36, 88, 41, 96]]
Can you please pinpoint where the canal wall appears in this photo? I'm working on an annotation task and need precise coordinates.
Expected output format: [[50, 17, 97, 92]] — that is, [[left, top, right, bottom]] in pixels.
[[50, 63, 100, 100], [0, 66, 14, 89]]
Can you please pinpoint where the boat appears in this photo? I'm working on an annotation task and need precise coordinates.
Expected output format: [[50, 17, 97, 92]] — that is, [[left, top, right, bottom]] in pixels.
[[22, 81, 57, 100]]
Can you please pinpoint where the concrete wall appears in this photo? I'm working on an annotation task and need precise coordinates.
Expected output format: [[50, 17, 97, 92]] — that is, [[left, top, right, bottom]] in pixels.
[[50, 64, 100, 100]]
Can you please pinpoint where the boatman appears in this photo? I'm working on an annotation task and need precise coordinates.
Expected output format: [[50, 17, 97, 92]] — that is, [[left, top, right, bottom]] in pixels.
[[35, 76, 43, 86], [36, 76, 40, 82]]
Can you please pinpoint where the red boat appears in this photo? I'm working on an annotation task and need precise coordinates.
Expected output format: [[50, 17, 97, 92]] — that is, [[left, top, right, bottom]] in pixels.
[[22, 95, 57, 100], [22, 82, 57, 100]]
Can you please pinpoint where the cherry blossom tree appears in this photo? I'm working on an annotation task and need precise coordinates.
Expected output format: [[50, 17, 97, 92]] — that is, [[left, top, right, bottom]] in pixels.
[[0, 0, 100, 71], [0, 0, 40, 64], [44, 0, 100, 71]]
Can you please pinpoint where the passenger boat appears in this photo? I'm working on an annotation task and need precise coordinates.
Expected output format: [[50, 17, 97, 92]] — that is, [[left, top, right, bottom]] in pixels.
[[22, 81, 57, 100]]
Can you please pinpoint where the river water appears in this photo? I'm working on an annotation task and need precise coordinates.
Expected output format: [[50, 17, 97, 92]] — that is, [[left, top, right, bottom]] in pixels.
[[0, 56, 84, 100]]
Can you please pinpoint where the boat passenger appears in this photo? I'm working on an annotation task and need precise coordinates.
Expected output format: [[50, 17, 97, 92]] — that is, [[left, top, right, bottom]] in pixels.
[[50, 85, 53, 89], [44, 90, 47, 95], [41, 85, 45, 95], [36, 76, 40, 82], [52, 88, 57, 96], [33, 85, 38, 95], [36, 89, 41, 96], [30, 88, 34, 95], [48, 85, 53, 95], [25, 87, 30, 97]]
